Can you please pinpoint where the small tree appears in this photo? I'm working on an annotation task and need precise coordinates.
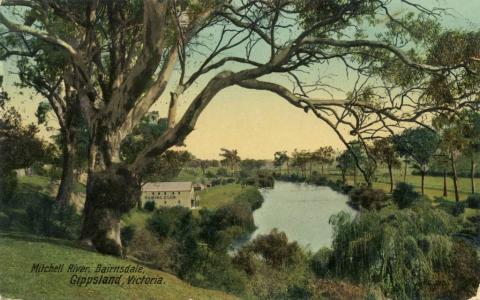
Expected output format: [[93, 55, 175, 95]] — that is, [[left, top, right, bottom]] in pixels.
[[371, 137, 401, 193], [273, 151, 290, 175], [393, 128, 440, 195], [313, 146, 334, 176], [291, 150, 310, 177], [392, 182, 420, 209], [336, 149, 356, 185]]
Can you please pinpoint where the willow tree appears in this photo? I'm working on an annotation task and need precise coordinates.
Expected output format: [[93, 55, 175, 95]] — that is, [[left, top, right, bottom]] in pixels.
[[0, 0, 470, 255]]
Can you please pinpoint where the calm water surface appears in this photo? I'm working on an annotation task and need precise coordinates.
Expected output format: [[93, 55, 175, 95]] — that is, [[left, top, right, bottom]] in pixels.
[[250, 181, 355, 251]]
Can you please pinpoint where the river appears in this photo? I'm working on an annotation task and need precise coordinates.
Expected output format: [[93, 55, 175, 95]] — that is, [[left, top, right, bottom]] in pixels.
[[249, 181, 355, 251]]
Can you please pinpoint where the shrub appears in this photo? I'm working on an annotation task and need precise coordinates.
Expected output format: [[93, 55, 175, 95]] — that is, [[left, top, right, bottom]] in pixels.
[[216, 168, 228, 177], [447, 241, 480, 298], [24, 192, 81, 239], [200, 201, 255, 249], [120, 224, 136, 248], [436, 197, 466, 216], [126, 228, 180, 273], [349, 187, 388, 210], [308, 174, 329, 186], [466, 193, 480, 209], [148, 206, 194, 239], [233, 247, 257, 275], [249, 229, 305, 268], [143, 200, 155, 211], [275, 173, 306, 182], [452, 201, 465, 216], [205, 170, 215, 178], [234, 187, 264, 210], [313, 279, 367, 300], [392, 182, 420, 209], [310, 247, 333, 277], [0, 170, 17, 206], [183, 246, 249, 295]]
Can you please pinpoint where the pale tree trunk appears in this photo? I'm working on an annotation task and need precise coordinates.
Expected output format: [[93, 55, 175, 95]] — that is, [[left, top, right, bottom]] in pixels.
[[471, 158, 476, 194], [80, 133, 140, 256], [56, 129, 76, 206], [451, 152, 460, 202]]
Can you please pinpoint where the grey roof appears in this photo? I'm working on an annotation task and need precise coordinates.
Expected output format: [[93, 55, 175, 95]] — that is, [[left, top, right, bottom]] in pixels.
[[142, 181, 193, 192]]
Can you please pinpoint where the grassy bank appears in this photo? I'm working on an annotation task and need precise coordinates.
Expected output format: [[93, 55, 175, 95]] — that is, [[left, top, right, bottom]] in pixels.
[[197, 183, 245, 209], [324, 170, 480, 201], [0, 233, 237, 300]]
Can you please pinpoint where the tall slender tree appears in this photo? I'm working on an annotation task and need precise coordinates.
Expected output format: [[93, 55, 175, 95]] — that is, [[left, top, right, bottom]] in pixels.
[[371, 137, 401, 193]]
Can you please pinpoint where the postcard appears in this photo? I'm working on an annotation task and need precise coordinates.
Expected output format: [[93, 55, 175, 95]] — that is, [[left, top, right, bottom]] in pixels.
[[0, 1, 479, 299]]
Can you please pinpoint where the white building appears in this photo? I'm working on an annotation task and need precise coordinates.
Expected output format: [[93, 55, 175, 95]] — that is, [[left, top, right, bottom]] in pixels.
[[141, 181, 199, 208]]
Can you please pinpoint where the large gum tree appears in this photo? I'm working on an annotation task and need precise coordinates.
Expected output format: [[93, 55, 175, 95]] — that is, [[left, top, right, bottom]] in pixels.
[[0, 0, 474, 255]]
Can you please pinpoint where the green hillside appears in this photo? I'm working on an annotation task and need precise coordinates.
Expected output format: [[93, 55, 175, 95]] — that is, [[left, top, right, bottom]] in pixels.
[[0, 233, 237, 300]]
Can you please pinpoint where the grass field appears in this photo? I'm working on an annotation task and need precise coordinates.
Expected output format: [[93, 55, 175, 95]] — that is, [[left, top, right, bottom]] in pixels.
[[0, 233, 237, 300], [197, 184, 244, 210], [17, 175, 86, 194], [323, 168, 480, 202]]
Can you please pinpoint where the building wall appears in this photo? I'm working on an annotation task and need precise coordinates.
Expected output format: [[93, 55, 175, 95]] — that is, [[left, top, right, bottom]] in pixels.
[[141, 188, 194, 208]]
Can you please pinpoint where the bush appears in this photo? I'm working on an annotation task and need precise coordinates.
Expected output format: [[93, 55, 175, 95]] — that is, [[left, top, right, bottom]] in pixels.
[[205, 170, 215, 178], [313, 279, 368, 300], [349, 187, 388, 210], [436, 198, 466, 216], [120, 224, 136, 248], [308, 174, 329, 186], [0, 170, 17, 206], [452, 201, 465, 216], [466, 193, 480, 209], [200, 201, 255, 249], [148, 206, 194, 239], [126, 228, 180, 273], [392, 182, 420, 209], [310, 247, 333, 277], [143, 200, 155, 211], [216, 168, 228, 177], [234, 187, 264, 210], [23, 192, 81, 239], [249, 229, 305, 268], [183, 247, 248, 295], [275, 173, 306, 182]]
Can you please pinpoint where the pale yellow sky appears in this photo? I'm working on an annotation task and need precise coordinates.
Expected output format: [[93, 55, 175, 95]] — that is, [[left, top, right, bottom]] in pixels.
[[2, 1, 478, 160], [171, 86, 348, 159]]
